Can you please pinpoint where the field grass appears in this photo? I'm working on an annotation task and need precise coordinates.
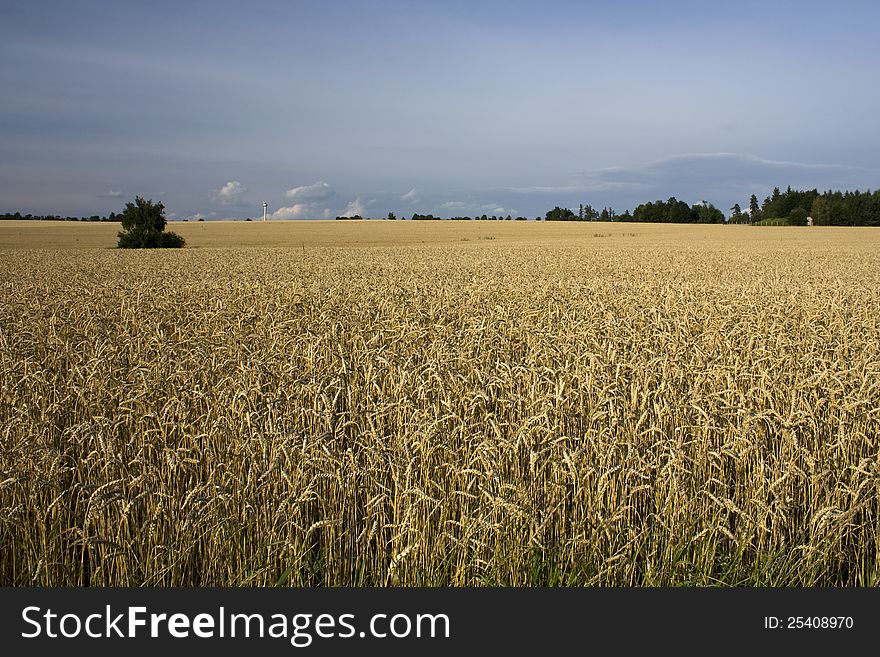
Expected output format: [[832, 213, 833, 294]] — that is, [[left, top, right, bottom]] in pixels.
[[2, 218, 874, 250], [1, 221, 879, 586]]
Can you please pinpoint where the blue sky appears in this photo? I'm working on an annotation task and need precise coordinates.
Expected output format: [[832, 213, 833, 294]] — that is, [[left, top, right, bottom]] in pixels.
[[2, 0, 879, 219]]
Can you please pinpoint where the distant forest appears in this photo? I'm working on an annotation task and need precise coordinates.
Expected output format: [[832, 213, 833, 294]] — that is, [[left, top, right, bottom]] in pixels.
[[0, 212, 119, 222], [729, 187, 880, 226], [566, 187, 880, 226], [4, 187, 880, 225]]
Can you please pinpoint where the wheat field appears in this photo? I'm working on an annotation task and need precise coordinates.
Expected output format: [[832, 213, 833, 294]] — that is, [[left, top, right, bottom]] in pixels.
[[1, 221, 879, 585]]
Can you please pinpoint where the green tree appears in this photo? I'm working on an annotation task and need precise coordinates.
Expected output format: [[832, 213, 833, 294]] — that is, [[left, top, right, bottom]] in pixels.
[[582, 204, 599, 220], [387, 211, 397, 220], [546, 206, 576, 221], [730, 203, 743, 223], [810, 195, 830, 225], [117, 196, 185, 248], [749, 194, 761, 222], [666, 197, 691, 223], [788, 206, 808, 226], [691, 202, 724, 224]]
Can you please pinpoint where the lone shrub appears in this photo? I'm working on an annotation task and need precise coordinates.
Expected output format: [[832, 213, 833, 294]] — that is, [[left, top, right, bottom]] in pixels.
[[787, 206, 808, 227], [117, 196, 185, 248]]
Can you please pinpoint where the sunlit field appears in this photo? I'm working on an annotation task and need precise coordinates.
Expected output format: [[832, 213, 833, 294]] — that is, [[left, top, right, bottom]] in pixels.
[[3, 217, 878, 249], [1, 221, 879, 585]]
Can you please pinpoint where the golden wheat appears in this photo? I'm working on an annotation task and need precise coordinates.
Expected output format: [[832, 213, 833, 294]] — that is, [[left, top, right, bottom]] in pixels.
[[1, 223, 879, 585]]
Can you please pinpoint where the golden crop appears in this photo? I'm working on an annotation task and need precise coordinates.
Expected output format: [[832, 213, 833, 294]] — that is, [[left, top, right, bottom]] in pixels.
[[1, 222, 879, 585]]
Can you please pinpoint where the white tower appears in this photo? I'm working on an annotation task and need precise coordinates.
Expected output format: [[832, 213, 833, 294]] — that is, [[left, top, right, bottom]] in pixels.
[[262, 202, 268, 222]]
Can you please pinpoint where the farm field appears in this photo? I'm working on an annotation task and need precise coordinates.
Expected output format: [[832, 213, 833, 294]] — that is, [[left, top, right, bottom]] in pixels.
[[1, 221, 879, 586], [3, 217, 880, 250]]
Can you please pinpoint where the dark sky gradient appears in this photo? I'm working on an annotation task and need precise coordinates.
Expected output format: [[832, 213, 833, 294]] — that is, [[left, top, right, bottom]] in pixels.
[[2, 1, 879, 219]]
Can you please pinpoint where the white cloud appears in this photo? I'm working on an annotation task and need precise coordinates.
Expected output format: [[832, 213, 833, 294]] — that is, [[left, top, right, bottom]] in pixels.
[[271, 204, 311, 220], [217, 180, 246, 204], [186, 212, 208, 221], [98, 190, 125, 198], [401, 188, 418, 202], [285, 181, 334, 202], [272, 182, 337, 219], [341, 197, 365, 217]]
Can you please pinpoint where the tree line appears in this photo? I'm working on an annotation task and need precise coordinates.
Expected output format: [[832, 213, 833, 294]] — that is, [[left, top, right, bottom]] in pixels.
[[0, 212, 120, 222], [534, 188, 880, 225], [544, 199, 725, 223], [7, 186, 880, 226], [547, 204, 624, 221], [729, 186, 880, 226], [411, 213, 530, 221], [337, 212, 531, 221], [334, 201, 723, 223]]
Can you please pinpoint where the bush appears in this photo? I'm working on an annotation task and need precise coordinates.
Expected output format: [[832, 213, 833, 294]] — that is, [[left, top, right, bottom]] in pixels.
[[158, 231, 186, 248], [788, 206, 808, 226], [117, 196, 185, 248]]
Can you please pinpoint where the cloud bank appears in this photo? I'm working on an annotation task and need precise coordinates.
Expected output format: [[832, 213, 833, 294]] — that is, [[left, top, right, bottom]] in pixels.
[[271, 204, 332, 220], [270, 181, 336, 218]]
